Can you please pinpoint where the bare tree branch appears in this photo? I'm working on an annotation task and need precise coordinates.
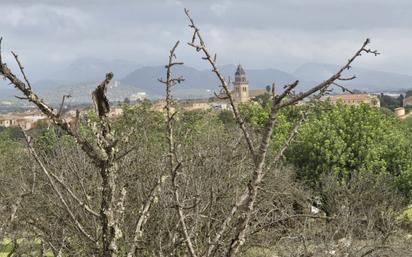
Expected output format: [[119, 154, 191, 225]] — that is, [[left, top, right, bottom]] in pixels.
[[184, 9, 379, 257], [163, 40, 198, 257], [0, 42, 107, 164], [11, 51, 32, 89], [185, 8, 256, 160], [127, 175, 168, 257], [21, 129, 96, 243], [58, 94, 72, 117], [92, 73, 113, 118], [276, 39, 378, 109]]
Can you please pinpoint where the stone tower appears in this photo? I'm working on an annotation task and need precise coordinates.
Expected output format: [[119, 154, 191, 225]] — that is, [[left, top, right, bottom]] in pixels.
[[233, 64, 249, 102]]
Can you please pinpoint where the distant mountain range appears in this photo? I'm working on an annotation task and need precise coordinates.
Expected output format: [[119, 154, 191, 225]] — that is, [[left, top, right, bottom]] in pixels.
[[2, 58, 412, 104], [32, 58, 140, 90], [120, 64, 301, 98], [294, 63, 412, 92]]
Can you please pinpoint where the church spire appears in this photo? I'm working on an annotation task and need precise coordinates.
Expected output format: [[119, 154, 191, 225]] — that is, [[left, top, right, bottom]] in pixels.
[[235, 64, 245, 76], [233, 64, 249, 102]]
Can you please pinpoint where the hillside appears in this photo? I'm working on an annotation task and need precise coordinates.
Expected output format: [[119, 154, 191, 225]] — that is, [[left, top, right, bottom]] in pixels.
[[2, 61, 412, 103]]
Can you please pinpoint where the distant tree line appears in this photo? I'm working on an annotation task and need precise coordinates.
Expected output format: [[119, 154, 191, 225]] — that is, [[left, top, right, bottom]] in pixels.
[[379, 93, 403, 110]]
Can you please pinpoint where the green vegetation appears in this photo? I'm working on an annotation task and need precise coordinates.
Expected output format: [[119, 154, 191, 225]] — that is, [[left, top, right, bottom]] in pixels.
[[1, 99, 412, 256], [286, 103, 412, 197], [0, 239, 53, 257], [403, 116, 412, 128], [405, 205, 412, 220], [379, 93, 403, 110], [220, 97, 412, 199]]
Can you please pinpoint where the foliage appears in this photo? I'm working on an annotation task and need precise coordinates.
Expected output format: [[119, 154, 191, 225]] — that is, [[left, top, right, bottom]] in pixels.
[[0, 130, 24, 174], [286, 103, 412, 197], [379, 106, 395, 117], [379, 93, 402, 110], [239, 101, 270, 128], [251, 92, 272, 108], [403, 116, 412, 128], [0, 127, 23, 139], [238, 99, 302, 153], [2, 100, 412, 256], [114, 100, 164, 136], [217, 110, 236, 127]]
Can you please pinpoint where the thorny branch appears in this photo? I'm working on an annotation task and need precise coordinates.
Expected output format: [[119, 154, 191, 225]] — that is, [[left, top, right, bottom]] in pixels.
[[184, 8, 257, 160], [0, 38, 124, 257], [58, 94, 72, 117], [11, 51, 32, 89], [225, 37, 379, 257], [21, 129, 96, 243], [184, 8, 379, 257], [161, 41, 198, 257], [126, 175, 168, 257], [0, 42, 108, 164], [276, 39, 379, 109]]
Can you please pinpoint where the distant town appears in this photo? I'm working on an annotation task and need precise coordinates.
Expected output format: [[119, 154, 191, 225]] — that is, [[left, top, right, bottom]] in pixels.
[[1, 64, 412, 131]]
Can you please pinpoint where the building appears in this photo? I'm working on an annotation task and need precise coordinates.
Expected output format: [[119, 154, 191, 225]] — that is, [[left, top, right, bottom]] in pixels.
[[130, 92, 147, 101], [0, 112, 47, 130], [321, 94, 380, 107], [233, 65, 250, 103], [215, 64, 268, 103], [403, 96, 412, 107], [249, 88, 268, 99], [179, 99, 211, 111], [211, 102, 229, 110], [394, 107, 412, 119], [151, 99, 211, 112], [394, 107, 406, 117]]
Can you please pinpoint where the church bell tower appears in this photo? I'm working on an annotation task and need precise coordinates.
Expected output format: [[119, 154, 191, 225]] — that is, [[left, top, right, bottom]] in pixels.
[[233, 64, 249, 103]]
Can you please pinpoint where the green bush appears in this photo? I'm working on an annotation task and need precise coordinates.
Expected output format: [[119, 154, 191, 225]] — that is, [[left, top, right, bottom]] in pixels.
[[286, 103, 412, 198]]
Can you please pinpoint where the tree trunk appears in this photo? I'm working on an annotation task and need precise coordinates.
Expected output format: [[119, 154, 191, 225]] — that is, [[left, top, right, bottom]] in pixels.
[[100, 161, 120, 257]]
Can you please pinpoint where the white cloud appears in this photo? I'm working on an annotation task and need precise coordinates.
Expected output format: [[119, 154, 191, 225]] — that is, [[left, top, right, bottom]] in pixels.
[[166, 0, 183, 6], [210, 3, 228, 17], [1, 0, 412, 78]]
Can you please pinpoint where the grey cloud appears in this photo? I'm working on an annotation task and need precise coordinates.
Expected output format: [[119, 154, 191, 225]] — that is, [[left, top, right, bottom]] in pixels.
[[1, 0, 412, 80]]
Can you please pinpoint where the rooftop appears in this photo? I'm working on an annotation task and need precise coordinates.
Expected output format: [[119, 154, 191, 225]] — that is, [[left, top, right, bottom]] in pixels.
[[322, 94, 375, 101], [235, 64, 246, 76]]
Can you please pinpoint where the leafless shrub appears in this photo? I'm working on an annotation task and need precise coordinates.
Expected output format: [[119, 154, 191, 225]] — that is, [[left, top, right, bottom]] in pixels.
[[1, 8, 409, 257]]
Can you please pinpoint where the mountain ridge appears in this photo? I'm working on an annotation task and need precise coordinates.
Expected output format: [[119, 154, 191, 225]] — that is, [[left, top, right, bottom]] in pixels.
[[2, 60, 412, 103]]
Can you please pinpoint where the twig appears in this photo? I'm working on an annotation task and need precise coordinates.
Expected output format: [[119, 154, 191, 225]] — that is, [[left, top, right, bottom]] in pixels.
[[11, 51, 32, 89], [22, 129, 95, 243], [58, 94, 72, 117], [127, 175, 168, 257], [0, 37, 3, 65], [163, 40, 198, 257], [185, 8, 256, 160], [333, 82, 354, 94], [277, 39, 378, 109], [184, 9, 379, 257], [0, 45, 108, 163]]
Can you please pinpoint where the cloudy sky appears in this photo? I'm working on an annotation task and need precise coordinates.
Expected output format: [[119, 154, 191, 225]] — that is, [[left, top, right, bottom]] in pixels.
[[1, 0, 412, 80]]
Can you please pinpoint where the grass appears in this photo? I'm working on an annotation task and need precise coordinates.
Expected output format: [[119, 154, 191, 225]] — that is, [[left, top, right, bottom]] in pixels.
[[0, 238, 53, 257]]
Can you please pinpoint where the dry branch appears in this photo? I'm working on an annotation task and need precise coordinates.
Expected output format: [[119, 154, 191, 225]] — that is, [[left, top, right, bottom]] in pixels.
[[184, 8, 256, 160], [0, 43, 107, 164], [0, 39, 123, 257], [163, 41, 198, 257], [184, 8, 378, 257], [21, 130, 96, 243]]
